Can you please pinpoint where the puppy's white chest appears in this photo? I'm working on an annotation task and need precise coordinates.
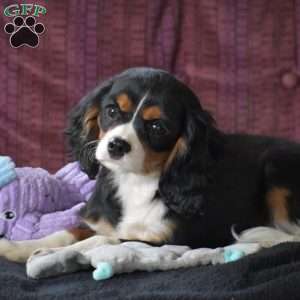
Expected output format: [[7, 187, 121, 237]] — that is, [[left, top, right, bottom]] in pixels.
[[115, 172, 160, 218], [113, 172, 173, 242]]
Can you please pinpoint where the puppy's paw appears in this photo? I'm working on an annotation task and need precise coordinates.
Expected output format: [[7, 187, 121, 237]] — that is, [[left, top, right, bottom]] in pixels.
[[30, 248, 56, 259]]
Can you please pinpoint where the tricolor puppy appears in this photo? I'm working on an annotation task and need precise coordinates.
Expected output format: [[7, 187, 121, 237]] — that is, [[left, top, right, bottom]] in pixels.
[[2, 67, 300, 263]]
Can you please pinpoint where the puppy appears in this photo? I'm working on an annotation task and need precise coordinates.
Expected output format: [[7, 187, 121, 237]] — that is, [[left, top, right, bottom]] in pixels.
[[1, 67, 300, 263]]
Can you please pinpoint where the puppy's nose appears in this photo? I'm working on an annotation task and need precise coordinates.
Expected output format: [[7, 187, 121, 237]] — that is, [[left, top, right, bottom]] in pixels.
[[107, 137, 131, 159]]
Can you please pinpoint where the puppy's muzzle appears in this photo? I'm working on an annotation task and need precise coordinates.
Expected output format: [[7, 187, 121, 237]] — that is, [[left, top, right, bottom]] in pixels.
[[107, 137, 131, 159]]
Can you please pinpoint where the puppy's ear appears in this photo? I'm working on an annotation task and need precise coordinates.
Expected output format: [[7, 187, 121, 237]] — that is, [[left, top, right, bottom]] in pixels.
[[159, 105, 223, 218], [65, 79, 113, 179]]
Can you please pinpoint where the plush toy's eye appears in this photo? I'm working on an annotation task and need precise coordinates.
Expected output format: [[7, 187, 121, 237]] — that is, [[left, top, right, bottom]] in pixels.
[[3, 210, 15, 220]]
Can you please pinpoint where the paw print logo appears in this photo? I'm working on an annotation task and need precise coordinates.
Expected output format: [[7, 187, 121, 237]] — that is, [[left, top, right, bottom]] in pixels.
[[4, 16, 45, 48]]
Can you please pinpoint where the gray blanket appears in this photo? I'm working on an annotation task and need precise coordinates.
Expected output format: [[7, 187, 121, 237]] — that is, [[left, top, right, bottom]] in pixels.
[[26, 239, 260, 280]]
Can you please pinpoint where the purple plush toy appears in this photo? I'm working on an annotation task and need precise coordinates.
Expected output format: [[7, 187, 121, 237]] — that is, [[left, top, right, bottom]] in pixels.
[[0, 159, 95, 241]]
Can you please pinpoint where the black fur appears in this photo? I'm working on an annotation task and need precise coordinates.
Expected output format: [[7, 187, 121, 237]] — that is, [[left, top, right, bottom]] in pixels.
[[159, 96, 224, 218], [79, 166, 122, 226], [66, 67, 300, 249]]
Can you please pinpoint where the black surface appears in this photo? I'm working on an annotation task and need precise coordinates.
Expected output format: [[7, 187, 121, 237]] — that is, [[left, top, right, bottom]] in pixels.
[[1, 243, 300, 300]]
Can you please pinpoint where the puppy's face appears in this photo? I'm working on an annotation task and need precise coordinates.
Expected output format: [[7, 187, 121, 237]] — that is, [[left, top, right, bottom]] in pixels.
[[68, 68, 216, 217], [95, 71, 186, 174]]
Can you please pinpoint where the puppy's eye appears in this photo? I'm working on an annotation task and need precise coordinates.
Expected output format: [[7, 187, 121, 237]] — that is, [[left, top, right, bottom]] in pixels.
[[106, 105, 120, 120], [147, 120, 167, 136]]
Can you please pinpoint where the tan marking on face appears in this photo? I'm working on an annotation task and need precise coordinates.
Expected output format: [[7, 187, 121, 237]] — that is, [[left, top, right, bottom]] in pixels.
[[142, 106, 162, 120], [266, 187, 290, 223], [142, 137, 187, 173], [116, 93, 134, 113], [164, 137, 187, 170], [142, 145, 169, 174], [68, 228, 95, 241]]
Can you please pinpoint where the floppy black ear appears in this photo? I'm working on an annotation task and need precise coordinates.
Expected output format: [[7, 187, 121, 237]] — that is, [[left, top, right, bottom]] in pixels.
[[65, 79, 114, 179], [159, 105, 223, 218]]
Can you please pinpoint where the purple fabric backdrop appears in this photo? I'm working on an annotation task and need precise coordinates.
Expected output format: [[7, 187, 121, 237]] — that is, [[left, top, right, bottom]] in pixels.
[[1, 0, 300, 172]]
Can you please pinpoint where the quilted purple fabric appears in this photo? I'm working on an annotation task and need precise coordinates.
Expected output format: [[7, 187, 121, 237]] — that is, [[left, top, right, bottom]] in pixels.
[[0, 0, 300, 172], [0, 161, 95, 240]]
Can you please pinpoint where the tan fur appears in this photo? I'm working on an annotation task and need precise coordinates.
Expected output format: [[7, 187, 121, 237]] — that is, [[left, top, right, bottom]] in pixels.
[[116, 93, 133, 113], [164, 137, 187, 170], [29, 235, 121, 261], [85, 218, 117, 236], [267, 187, 291, 223], [68, 228, 95, 241], [142, 106, 162, 120], [142, 147, 169, 173], [142, 137, 187, 174], [0, 230, 77, 262], [83, 105, 107, 140], [83, 106, 100, 135]]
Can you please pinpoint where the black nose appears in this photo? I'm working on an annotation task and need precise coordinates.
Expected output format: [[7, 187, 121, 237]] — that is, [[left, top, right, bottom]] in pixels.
[[107, 137, 131, 159]]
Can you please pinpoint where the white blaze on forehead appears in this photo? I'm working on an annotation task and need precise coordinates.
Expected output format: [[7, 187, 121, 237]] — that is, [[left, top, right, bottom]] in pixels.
[[131, 91, 149, 124]]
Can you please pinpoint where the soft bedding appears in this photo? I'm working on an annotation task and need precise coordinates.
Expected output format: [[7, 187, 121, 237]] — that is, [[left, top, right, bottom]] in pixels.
[[1, 242, 300, 300]]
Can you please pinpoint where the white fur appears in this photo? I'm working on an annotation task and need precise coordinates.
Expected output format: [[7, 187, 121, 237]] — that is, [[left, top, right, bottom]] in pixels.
[[95, 91, 174, 241], [113, 171, 173, 242]]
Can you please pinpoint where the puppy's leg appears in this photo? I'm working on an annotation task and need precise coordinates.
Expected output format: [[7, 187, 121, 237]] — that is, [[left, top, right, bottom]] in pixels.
[[0, 228, 94, 263], [31, 234, 121, 257]]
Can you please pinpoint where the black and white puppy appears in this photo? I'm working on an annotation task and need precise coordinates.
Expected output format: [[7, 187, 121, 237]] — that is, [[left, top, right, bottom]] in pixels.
[[1, 67, 300, 262]]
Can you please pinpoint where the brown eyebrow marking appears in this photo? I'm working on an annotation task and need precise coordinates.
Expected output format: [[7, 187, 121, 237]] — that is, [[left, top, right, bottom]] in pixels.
[[116, 93, 134, 113], [142, 105, 162, 120]]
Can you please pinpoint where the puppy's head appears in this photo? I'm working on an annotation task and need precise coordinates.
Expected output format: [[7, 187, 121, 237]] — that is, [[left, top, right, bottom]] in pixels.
[[94, 68, 189, 174], [67, 68, 222, 216]]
